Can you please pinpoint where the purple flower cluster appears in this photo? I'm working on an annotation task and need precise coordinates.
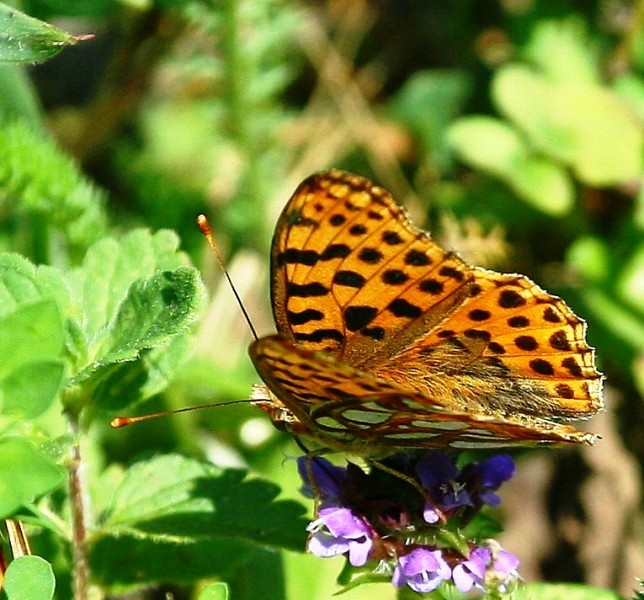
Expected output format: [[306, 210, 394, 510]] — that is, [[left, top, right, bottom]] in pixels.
[[297, 452, 520, 594]]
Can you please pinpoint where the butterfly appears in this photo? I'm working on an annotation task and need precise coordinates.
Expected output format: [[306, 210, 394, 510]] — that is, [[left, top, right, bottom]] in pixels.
[[249, 170, 603, 456]]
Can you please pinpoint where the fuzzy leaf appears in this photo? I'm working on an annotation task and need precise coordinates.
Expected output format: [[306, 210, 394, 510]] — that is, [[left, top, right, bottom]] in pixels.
[[92, 454, 307, 585], [0, 121, 107, 252], [70, 266, 202, 390], [103, 454, 307, 547]]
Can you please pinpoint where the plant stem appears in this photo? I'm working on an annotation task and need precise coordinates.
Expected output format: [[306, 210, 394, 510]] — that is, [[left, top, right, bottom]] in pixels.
[[68, 430, 90, 600]]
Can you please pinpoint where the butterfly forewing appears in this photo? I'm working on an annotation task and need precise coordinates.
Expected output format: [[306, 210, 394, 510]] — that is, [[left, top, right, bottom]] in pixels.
[[271, 171, 474, 363], [251, 169, 603, 454]]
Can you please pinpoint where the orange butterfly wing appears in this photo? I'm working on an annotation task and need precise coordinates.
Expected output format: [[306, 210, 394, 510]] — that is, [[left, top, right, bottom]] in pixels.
[[249, 170, 603, 453]]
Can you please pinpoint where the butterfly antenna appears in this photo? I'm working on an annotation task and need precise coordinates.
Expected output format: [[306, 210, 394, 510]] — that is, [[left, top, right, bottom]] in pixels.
[[112, 216, 260, 430], [197, 214, 259, 341], [111, 400, 252, 428]]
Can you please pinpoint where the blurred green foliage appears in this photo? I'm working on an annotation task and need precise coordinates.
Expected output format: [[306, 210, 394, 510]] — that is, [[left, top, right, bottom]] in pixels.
[[0, 1, 642, 599]]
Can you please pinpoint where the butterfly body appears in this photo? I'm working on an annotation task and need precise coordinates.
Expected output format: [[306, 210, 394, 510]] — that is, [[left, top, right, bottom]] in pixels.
[[249, 170, 603, 455]]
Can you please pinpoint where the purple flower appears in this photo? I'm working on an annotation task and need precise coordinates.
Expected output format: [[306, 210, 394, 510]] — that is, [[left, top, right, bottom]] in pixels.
[[464, 454, 516, 506], [415, 452, 472, 522], [392, 548, 451, 593], [307, 506, 373, 566], [452, 546, 520, 593], [297, 456, 347, 503]]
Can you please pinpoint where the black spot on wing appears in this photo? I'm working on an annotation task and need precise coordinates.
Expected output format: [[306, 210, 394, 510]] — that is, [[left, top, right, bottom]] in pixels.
[[499, 289, 527, 308], [333, 270, 366, 288], [287, 282, 329, 297], [344, 306, 378, 331], [387, 298, 422, 319], [294, 329, 345, 343], [287, 309, 324, 325], [321, 244, 351, 260]]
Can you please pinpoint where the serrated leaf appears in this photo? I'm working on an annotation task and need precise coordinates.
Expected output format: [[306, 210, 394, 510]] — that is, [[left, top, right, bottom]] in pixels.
[[68, 229, 188, 346], [92, 455, 307, 586], [71, 266, 202, 388], [99, 267, 201, 364], [0, 437, 64, 517], [493, 65, 643, 185], [0, 2, 87, 63], [3, 556, 55, 600], [103, 454, 307, 550], [0, 122, 108, 253]]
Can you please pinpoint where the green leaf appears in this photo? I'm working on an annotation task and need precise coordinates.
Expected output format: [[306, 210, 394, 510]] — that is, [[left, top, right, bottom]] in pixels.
[[3, 556, 55, 600], [566, 237, 611, 283], [63, 229, 204, 401], [0, 2, 88, 63], [493, 65, 643, 185], [103, 454, 307, 547], [0, 300, 63, 378], [613, 73, 644, 123], [90, 335, 193, 412], [71, 266, 203, 391], [68, 229, 189, 347], [582, 288, 644, 353], [510, 154, 574, 216], [90, 534, 254, 587], [524, 18, 598, 85], [0, 65, 43, 123], [99, 267, 202, 365], [389, 69, 472, 166], [447, 116, 573, 215], [0, 276, 65, 418], [1, 359, 64, 418], [448, 117, 525, 177], [197, 583, 229, 600], [0, 121, 108, 254], [92, 455, 307, 585], [517, 582, 622, 600], [0, 437, 64, 517], [617, 243, 644, 314], [0, 254, 69, 318]]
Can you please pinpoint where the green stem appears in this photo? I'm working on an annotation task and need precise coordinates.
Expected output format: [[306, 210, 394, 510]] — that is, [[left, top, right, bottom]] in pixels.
[[68, 420, 94, 600]]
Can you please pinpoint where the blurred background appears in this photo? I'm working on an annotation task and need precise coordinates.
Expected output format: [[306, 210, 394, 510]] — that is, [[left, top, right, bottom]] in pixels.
[[2, 0, 643, 598]]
